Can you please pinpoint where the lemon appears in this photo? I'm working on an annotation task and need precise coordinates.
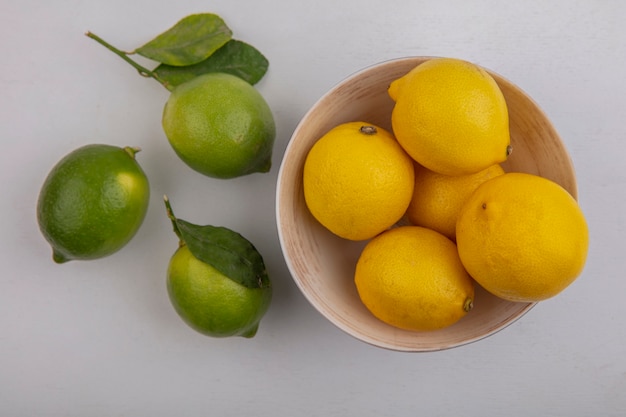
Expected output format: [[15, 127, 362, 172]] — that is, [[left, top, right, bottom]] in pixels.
[[355, 226, 475, 331], [406, 163, 504, 241], [37, 144, 150, 263], [388, 57, 511, 176], [456, 172, 589, 302], [303, 122, 415, 241], [162, 72, 276, 179], [167, 244, 272, 338]]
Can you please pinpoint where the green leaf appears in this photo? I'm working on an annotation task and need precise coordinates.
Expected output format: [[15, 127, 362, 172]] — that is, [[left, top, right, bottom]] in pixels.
[[174, 218, 271, 290], [154, 39, 269, 87], [134, 13, 232, 66]]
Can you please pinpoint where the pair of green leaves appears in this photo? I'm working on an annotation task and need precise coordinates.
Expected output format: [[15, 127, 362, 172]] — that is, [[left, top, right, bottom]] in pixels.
[[88, 13, 268, 90], [164, 197, 270, 290]]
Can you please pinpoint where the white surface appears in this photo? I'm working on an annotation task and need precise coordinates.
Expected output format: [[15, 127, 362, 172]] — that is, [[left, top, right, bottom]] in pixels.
[[1, 0, 625, 415]]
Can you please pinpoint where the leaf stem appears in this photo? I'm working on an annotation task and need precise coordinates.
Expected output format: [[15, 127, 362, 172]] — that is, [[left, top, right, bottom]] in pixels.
[[163, 195, 184, 244], [85, 31, 171, 90]]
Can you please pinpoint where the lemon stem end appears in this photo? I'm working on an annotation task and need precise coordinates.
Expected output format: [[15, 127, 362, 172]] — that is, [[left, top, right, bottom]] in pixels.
[[359, 125, 377, 135], [463, 297, 474, 312]]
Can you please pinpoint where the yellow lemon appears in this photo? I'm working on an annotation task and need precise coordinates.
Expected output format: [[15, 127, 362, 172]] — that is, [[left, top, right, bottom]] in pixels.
[[303, 122, 415, 241], [355, 226, 475, 331], [388, 57, 511, 176], [405, 163, 505, 241], [456, 172, 589, 302]]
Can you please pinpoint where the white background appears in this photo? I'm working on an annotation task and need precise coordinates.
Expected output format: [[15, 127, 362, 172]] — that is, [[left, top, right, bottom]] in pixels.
[[2, 0, 625, 415]]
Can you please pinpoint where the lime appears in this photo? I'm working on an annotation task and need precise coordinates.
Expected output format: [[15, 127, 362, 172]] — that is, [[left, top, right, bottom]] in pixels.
[[37, 144, 150, 263], [163, 197, 272, 338], [162, 72, 276, 179], [167, 245, 272, 338]]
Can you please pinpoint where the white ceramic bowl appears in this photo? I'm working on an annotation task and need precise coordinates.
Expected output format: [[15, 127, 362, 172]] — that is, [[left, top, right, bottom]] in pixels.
[[276, 57, 577, 351]]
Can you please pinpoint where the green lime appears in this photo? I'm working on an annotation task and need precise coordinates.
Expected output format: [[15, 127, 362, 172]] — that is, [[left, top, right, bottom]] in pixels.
[[162, 72, 276, 179], [167, 245, 272, 338], [164, 196, 272, 338], [37, 144, 150, 263]]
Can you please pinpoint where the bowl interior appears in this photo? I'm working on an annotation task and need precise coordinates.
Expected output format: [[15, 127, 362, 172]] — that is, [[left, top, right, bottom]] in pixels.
[[276, 57, 577, 351]]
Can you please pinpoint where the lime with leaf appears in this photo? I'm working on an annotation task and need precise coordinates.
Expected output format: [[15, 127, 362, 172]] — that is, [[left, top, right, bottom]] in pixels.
[[86, 13, 276, 179], [164, 196, 272, 338]]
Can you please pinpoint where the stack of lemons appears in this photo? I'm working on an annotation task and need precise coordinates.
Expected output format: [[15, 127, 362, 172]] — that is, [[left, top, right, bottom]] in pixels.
[[302, 57, 589, 332]]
